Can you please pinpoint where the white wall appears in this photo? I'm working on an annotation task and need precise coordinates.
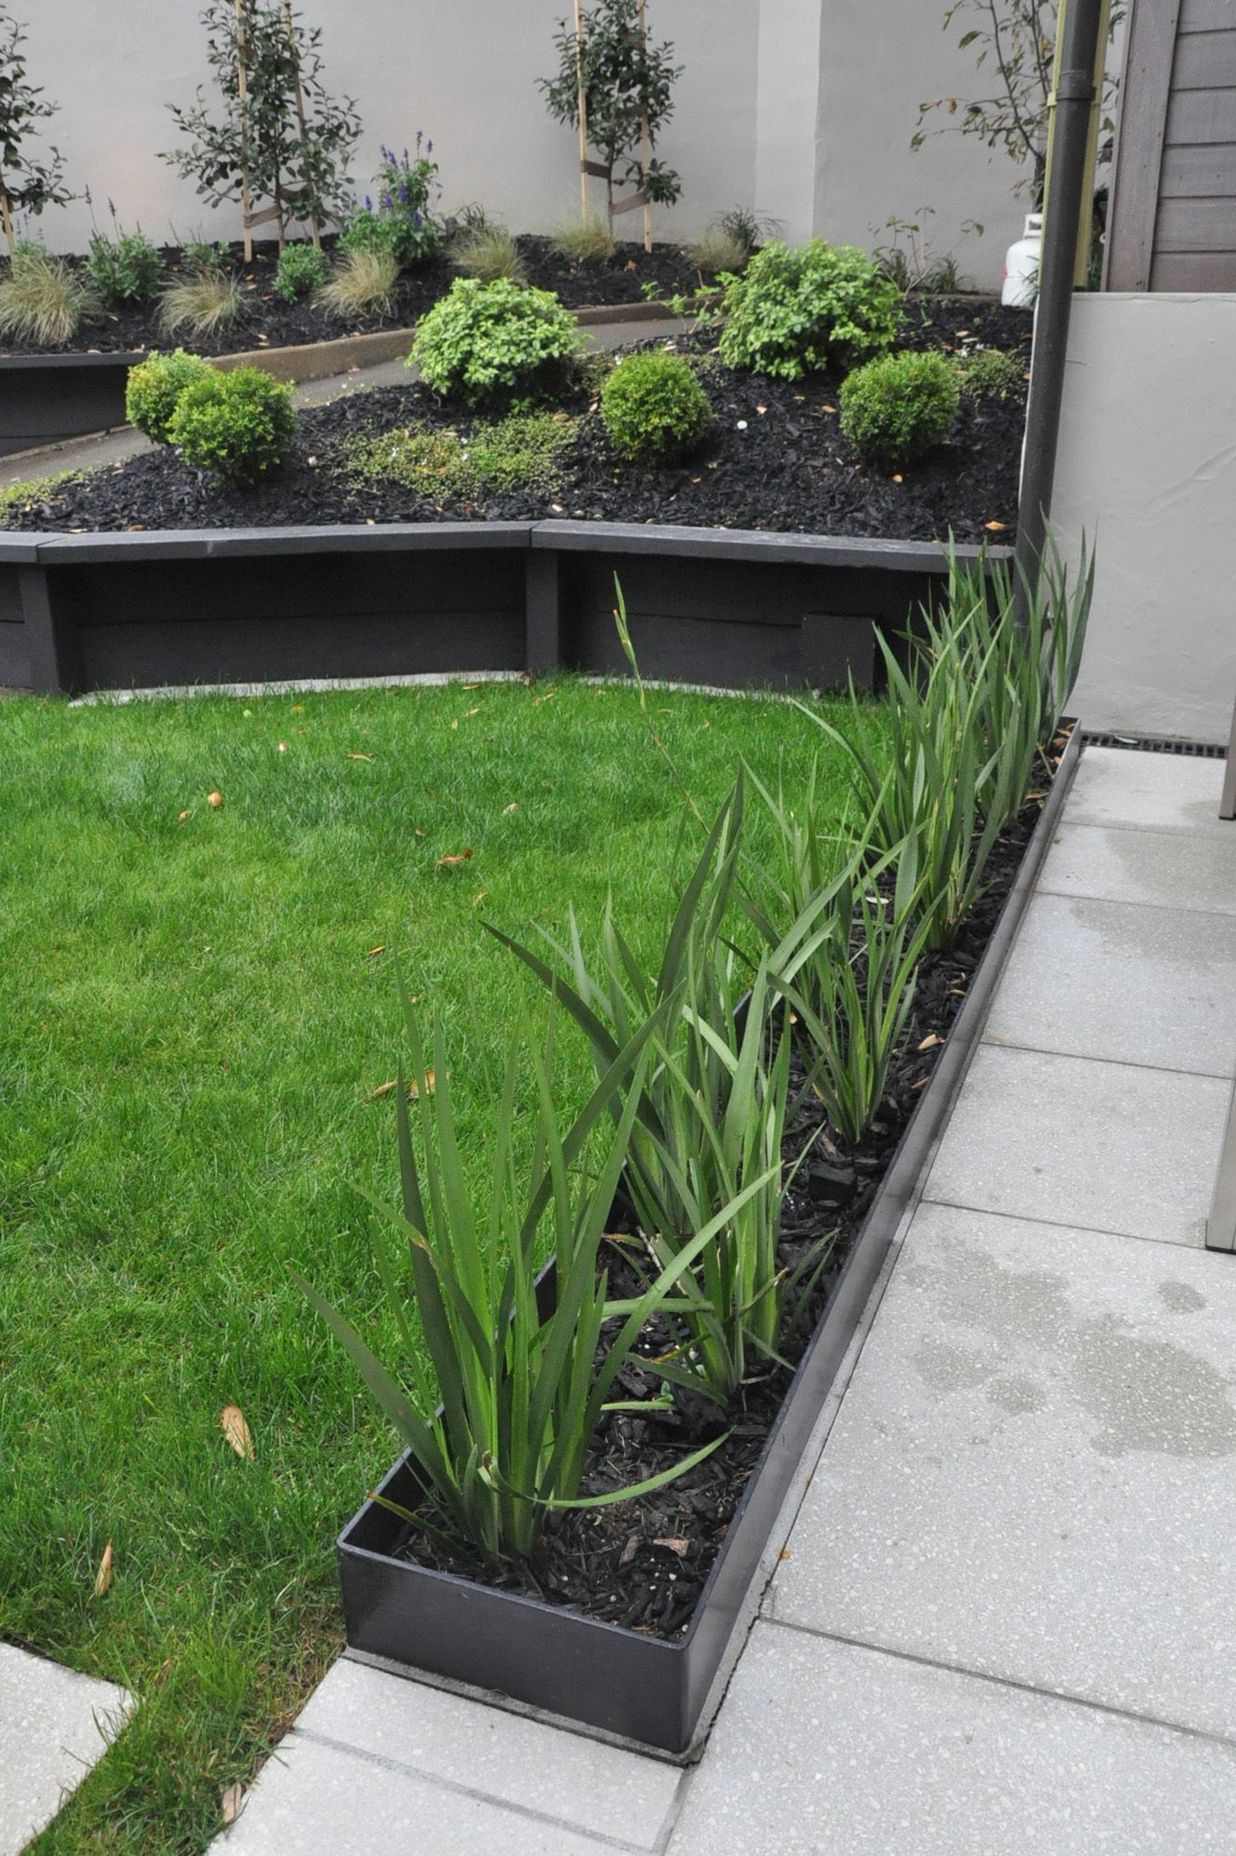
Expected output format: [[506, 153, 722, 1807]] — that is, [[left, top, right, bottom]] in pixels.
[[16, 0, 1025, 287], [1054, 293, 1236, 744]]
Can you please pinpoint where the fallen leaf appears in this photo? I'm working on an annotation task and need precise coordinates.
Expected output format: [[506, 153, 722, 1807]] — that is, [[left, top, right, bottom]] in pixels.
[[822, 403, 837, 413], [93, 1541, 114, 1597], [755, 403, 768, 414], [207, 791, 223, 808], [472, 890, 488, 907], [891, 474, 903, 484], [984, 519, 1008, 532], [653, 1536, 690, 1555], [369, 1071, 435, 1102], [436, 850, 473, 868], [778, 1547, 793, 1562], [619, 1533, 640, 1566], [502, 802, 519, 815], [277, 741, 288, 753], [220, 1405, 254, 1461], [461, 682, 481, 691], [450, 719, 459, 730], [413, 826, 426, 837], [220, 1783, 245, 1827], [177, 809, 192, 822], [917, 1033, 943, 1052], [365, 945, 386, 959], [532, 690, 556, 706], [347, 752, 375, 762], [465, 707, 480, 718]]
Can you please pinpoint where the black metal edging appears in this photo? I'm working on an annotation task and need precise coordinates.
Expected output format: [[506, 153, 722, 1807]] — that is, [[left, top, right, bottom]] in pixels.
[[334, 724, 1084, 1757]]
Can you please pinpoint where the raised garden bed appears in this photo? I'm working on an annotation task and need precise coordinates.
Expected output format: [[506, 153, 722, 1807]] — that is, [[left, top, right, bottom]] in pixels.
[[338, 722, 1082, 1754]]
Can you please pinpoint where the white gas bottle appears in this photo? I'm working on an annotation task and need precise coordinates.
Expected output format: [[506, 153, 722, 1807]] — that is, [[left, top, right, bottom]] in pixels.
[[1002, 213, 1042, 308]]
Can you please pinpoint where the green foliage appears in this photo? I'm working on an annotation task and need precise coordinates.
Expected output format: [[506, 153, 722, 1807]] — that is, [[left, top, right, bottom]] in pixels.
[[299, 993, 730, 1559], [315, 243, 400, 317], [600, 349, 712, 465], [839, 350, 960, 466], [341, 138, 441, 270], [162, 1, 360, 235], [353, 409, 575, 501], [552, 213, 617, 265], [410, 276, 584, 409], [158, 252, 243, 338], [957, 345, 1025, 400], [85, 225, 164, 307], [273, 240, 328, 301], [0, 242, 94, 345], [0, 466, 79, 524], [540, 0, 682, 222], [452, 219, 526, 284], [168, 363, 295, 489], [0, 9, 71, 245], [719, 240, 902, 381], [125, 347, 216, 444]]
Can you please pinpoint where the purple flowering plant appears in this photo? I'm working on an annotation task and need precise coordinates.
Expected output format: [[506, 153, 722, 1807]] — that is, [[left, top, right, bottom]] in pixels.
[[341, 133, 442, 269]]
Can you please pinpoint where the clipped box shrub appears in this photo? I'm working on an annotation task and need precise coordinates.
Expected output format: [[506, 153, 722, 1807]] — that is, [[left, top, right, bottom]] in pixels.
[[839, 350, 960, 466], [719, 239, 901, 381], [168, 365, 296, 490], [125, 349, 216, 445], [956, 346, 1025, 402], [409, 277, 583, 408], [600, 350, 712, 465], [274, 241, 329, 303]]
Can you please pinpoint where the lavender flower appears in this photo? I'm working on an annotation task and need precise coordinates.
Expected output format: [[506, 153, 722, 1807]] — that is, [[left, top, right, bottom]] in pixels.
[[107, 196, 117, 219]]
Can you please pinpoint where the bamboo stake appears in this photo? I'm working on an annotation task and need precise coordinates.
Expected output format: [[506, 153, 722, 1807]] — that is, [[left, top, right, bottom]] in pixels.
[[283, 0, 320, 247], [235, 0, 253, 261], [0, 176, 14, 256], [573, 0, 590, 221], [638, 0, 652, 254]]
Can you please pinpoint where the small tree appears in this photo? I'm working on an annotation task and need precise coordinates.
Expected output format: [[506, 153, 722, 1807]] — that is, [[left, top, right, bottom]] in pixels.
[[539, 0, 682, 237], [0, 9, 71, 254], [913, 1, 1124, 205], [163, 1, 360, 253]]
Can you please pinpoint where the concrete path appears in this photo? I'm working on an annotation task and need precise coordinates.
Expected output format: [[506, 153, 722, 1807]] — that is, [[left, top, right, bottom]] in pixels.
[[0, 1646, 131, 1855], [202, 740, 1236, 1855], [0, 318, 687, 489]]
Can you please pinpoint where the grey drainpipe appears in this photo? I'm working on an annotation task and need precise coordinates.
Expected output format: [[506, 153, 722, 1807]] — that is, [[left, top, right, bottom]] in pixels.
[[1014, 0, 1105, 600]]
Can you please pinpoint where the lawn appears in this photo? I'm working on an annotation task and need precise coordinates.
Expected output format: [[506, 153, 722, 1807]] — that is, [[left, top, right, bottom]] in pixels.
[[0, 674, 882, 1854]]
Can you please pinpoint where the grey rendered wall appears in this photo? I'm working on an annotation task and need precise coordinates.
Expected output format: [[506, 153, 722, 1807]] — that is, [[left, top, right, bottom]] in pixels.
[[1053, 292, 1236, 743], [22, 0, 1026, 288]]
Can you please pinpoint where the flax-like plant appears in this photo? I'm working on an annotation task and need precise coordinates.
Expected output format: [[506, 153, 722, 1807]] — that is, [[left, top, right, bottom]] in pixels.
[[298, 992, 747, 1562]]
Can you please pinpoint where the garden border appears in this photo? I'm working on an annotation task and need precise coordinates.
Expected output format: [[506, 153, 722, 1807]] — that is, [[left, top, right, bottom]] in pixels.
[[0, 300, 677, 460], [0, 519, 1009, 699], [335, 722, 1084, 1757]]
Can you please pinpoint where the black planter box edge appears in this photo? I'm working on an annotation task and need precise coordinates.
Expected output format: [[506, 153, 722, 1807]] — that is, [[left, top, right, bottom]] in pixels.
[[335, 722, 1083, 1758]]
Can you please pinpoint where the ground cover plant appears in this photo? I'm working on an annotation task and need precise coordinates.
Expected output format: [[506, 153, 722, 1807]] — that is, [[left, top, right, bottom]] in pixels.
[[0, 675, 862, 1854]]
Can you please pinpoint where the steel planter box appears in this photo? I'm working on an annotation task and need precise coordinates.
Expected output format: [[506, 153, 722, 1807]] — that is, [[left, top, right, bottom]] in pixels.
[[336, 725, 1082, 1755]]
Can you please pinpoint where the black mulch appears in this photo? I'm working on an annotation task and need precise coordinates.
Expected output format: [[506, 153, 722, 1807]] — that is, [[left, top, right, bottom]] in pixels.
[[393, 749, 1064, 1640], [7, 300, 1030, 545], [0, 235, 711, 357]]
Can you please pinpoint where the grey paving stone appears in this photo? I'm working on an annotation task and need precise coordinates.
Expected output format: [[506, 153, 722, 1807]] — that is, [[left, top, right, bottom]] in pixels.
[[665, 1625, 1236, 1856], [208, 1732, 618, 1855], [292, 1659, 679, 1848], [0, 1646, 132, 1856], [1066, 746, 1232, 836], [924, 1043, 1230, 1243], [1039, 821, 1236, 915], [771, 1205, 1236, 1741], [984, 892, 1236, 1076]]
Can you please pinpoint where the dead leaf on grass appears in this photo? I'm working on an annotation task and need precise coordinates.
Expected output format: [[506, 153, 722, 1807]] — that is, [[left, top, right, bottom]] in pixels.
[[472, 890, 488, 907], [220, 1405, 255, 1461], [347, 752, 375, 762], [177, 809, 192, 822], [220, 1783, 245, 1827], [207, 791, 224, 808], [93, 1540, 114, 1597], [436, 850, 473, 868], [501, 802, 519, 815], [365, 945, 386, 959], [369, 1070, 435, 1102]]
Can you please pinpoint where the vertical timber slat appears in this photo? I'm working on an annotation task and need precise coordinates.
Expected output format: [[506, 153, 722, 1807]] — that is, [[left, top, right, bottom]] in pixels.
[[1105, 0, 1184, 289]]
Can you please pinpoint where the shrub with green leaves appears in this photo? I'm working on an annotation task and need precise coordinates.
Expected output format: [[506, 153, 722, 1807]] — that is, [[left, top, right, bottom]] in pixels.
[[839, 350, 960, 466], [341, 139, 441, 270], [600, 351, 712, 466], [957, 346, 1025, 401], [85, 227, 164, 307], [718, 239, 901, 381], [125, 348, 216, 444], [168, 364, 295, 490], [409, 277, 584, 409], [274, 241, 329, 302]]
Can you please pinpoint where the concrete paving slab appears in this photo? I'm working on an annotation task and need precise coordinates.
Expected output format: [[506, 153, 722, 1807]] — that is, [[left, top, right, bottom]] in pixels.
[[0, 1646, 132, 1856], [666, 1624, 1236, 1856], [771, 1204, 1236, 1741], [1066, 747, 1231, 836], [923, 1043, 1230, 1243], [1039, 820, 1236, 915], [291, 1659, 679, 1849], [983, 892, 1236, 1076], [209, 1733, 623, 1856]]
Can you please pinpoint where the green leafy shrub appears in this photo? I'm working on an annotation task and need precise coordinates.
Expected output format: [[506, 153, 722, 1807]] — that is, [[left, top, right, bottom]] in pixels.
[[341, 139, 441, 270], [600, 350, 712, 465], [718, 239, 901, 381], [274, 241, 329, 302], [410, 277, 584, 409], [168, 365, 295, 489], [839, 350, 960, 465], [85, 226, 163, 307], [125, 348, 216, 444], [0, 243, 95, 345], [957, 345, 1025, 401]]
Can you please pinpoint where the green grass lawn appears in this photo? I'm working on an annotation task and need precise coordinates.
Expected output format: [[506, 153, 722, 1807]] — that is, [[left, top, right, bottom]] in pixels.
[[0, 675, 878, 1854]]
